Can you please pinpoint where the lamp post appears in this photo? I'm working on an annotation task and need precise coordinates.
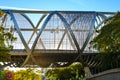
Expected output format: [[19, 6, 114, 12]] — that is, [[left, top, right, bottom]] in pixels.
[[51, 27, 59, 48]]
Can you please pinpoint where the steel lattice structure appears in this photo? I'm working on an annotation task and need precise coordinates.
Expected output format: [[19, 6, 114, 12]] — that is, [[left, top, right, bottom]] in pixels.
[[0, 9, 115, 67]]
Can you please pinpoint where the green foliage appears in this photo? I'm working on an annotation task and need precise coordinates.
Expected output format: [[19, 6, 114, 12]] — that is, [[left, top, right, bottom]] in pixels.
[[90, 12, 120, 69], [14, 68, 42, 80], [0, 25, 17, 61], [0, 70, 6, 80], [0, 10, 17, 78], [0, 70, 14, 80], [0, 69, 42, 80], [90, 12, 120, 53], [0, 26, 17, 61], [0, 10, 4, 16], [45, 62, 86, 80]]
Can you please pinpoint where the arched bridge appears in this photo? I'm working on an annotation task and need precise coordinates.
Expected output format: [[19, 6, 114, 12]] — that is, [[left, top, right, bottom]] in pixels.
[[0, 10, 115, 68]]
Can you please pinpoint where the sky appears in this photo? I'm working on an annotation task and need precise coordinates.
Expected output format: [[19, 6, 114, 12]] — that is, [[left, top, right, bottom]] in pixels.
[[0, 0, 120, 12]]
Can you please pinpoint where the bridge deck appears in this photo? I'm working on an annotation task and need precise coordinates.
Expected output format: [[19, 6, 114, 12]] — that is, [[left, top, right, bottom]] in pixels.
[[10, 49, 97, 55], [10, 49, 98, 67]]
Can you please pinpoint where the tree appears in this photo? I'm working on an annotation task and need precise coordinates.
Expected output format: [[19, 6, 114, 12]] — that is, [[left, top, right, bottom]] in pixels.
[[90, 12, 120, 69], [0, 9, 4, 16], [0, 10, 17, 62], [0, 10, 17, 78], [90, 12, 120, 53]]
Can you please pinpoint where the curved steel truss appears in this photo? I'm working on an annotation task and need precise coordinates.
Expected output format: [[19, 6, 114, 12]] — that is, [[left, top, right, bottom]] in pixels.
[[0, 9, 115, 67]]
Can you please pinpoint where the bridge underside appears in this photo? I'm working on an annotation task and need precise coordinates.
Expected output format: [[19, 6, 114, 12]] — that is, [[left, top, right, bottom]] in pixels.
[[10, 50, 99, 67]]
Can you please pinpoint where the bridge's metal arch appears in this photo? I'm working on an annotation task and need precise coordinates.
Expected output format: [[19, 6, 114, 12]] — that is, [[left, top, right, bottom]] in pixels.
[[8, 10, 40, 67], [0, 9, 115, 67]]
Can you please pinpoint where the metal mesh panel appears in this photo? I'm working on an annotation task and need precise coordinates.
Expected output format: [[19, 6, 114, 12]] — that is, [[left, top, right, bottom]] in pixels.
[[1, 10, 113, 67]]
